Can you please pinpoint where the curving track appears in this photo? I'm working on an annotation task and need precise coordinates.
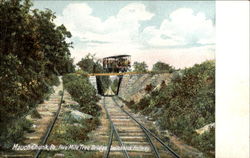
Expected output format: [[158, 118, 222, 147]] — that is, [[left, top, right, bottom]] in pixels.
[[34, 89, 64, 158], [1, 78, 64, 158], [103, 96, 180, 158]]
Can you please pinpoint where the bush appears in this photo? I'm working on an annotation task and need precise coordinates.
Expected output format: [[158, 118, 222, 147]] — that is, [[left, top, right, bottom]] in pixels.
[[191, 127, 215, 154], [127, 97, 156, 115], [66, 117, 100, 142], [111, 78, 119, 94], [77, 54, 111, 94], [0, 0, 74, 148], [49, 115, 100, 145], [145, 84, 154, 93], [0, 118, 32, 149], [152, 61, 175, 73], [159, 61, 215, 153], [133, 61, 148, 72], [63, 73, 101, 116], [127, 60, 215, 154], [58, 90, 64, 96]]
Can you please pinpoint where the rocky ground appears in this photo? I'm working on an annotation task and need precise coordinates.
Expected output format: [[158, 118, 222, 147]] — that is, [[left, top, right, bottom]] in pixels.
[[119, 73, 172, 103]]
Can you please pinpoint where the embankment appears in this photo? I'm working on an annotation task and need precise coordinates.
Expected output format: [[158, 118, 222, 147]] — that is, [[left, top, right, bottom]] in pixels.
[[118, 73, 171, 103]]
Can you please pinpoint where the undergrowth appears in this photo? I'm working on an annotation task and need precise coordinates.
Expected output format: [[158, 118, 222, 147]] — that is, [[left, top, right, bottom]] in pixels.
[[125, 60, 215, 156], [40, 73, 102, 157]]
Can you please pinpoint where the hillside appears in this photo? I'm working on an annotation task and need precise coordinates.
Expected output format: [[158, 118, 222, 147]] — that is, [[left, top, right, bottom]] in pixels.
[[119, 73, 172, 103], [118, 61, 215, 157]]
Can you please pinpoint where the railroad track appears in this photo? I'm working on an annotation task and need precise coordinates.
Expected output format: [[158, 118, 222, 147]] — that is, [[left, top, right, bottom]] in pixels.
[[1, 79, 64, 158], [34, 88, 64, 158], [1, 82, 179, 158], [103, 96, 180, 158]]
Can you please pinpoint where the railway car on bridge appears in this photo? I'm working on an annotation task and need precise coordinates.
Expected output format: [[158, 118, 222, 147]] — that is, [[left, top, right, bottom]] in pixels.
[[103, 55, 131, 73]]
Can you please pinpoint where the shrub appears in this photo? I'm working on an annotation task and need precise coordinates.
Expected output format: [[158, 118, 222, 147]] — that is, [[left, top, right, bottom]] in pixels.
[[130, 97, 151, 113], [0, 118, 32, 149], [58, 90, 64, 96], [50, 116, 100, 145], [145, 84, 154, 93], [152, 61, 175, 73], [62, 73, 101, 116], [65, 125, 89, 142], [127, 60, 215, 154], [111, 78, 119, 94], [77, 54, 111, 94], [133, 61, 148, 72], [191, 128, 215, 154]]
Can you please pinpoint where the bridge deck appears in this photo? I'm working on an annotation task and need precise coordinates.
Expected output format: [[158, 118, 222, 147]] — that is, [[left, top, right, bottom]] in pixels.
[[87, 72, 147, 76]]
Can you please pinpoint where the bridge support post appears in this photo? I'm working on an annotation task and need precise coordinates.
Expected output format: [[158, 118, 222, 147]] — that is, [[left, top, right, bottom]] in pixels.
[[116, 75, 123, 96]]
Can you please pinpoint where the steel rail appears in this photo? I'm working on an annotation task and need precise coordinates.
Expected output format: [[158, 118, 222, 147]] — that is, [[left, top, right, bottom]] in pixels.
[[103, 125, 114, 158], [112, 121, 130, 158], [140, 125, 161, 158], [112, 98, 161, 158], [34, 87, 64, 158], [112, 97, 180, 158], [103, 98, 114, 158], [103, 97, 130, 158]]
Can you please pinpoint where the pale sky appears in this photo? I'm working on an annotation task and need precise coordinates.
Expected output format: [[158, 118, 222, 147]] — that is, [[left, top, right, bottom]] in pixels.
[[33, 1, 215, 69]]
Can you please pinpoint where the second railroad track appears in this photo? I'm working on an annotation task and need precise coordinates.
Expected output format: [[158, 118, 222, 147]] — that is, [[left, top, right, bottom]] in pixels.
[[103, 96, 180, 158]]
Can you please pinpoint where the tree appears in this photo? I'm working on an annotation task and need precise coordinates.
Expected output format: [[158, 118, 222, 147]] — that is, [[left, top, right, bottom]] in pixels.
[[133, 61, 148, 72], [63, 74, 100, 116], [77, 53, 96, 73], [77, 53, 111, 94], [0, 0, 73, 147], [152, 61, 174, 73]]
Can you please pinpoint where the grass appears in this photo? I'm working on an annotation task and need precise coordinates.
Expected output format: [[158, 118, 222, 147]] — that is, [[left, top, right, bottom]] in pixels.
[[44, 106, 101, 157]]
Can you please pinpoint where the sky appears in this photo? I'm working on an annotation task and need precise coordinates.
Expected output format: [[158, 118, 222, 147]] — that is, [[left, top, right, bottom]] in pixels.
[[32, 1, 215, 69]]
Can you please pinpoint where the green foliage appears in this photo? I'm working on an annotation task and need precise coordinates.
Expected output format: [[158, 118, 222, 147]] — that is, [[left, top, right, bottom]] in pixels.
[[49, 113, 100, 145], [75, 69, 89, 76], [96, 76, 111, 95], [65, 118, 100, 142], [191, 127, 215, 153], [111, 78, 119, 94], [128, 60, 215, 154], [57, 74, 102, 156], [152, 61, 175, 73], [137, 97, 150, 112], [160, 61, 215, 153], [0, 118, 32, 148], [133, 61, 148, 72], [63, 73, 101, 116], [77, 53, 96, 73], [77, 53, 111, 93], [0, 0, 74, 148]]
